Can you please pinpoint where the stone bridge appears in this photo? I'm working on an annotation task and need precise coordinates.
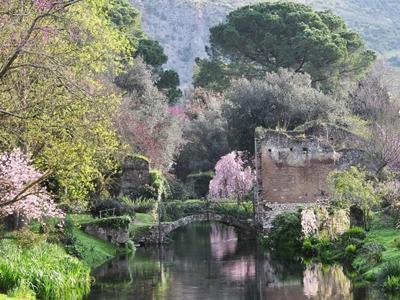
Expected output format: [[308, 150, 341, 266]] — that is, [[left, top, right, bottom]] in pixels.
[[133, 212, 257, 245]]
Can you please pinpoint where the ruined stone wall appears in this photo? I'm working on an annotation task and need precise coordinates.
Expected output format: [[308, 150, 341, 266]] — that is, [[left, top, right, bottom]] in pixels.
[[120, 155, 150, 198], [256, 130, 337, 205]]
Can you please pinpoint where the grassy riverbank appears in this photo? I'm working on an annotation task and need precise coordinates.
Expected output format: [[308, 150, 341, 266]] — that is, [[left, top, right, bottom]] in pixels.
[[0, 238, 91, 299], [67, 214, 124, 269]]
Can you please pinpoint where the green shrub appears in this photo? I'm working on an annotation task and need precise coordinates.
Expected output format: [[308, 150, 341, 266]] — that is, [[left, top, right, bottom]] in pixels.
[[63, 217, 85, 259], [0, 239, 91, 299], [160, 200, 207, 222], [267, 212, 302, 258], [378, 261, 400, 292], [90, 197, 135, 218], [353, 242, 385, 272], [133, 197, 156, 213], [302, 237, 319, 257], [149, 169, 170, 199], [130, 224, 153, 240], [83, 216, 132, 230], [167, 177, 190, 200], [339, 227, 366, 248], [212, 201, 253, 219], [393, 237, 400, 250], [186, 171, 214, 198]]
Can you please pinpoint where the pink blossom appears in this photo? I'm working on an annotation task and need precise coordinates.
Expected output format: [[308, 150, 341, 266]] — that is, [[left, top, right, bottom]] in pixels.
[[209, 151, 255, 200], [34, 0, 54, 10], [0, 149, 64, 221], [168, 105, 188, 121]]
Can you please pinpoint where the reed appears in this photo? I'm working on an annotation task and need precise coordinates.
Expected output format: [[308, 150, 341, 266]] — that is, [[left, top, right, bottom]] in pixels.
[[0, 239, 91, 299]]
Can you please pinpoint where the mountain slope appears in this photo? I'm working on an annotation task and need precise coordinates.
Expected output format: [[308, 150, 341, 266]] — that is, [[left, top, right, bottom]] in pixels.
[[130, 0, 400, 85]]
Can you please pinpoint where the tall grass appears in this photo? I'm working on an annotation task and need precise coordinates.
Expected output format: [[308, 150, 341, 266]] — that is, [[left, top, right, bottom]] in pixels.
[[0, 239, 91, 299]]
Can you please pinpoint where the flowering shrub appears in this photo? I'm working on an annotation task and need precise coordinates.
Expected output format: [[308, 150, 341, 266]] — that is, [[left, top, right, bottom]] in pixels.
[[301, 208, 319, 237], [0, 149, 64, 221], [209, 151, 255, 200]]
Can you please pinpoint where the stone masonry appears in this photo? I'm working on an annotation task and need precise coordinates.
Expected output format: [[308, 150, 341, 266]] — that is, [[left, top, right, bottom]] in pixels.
[[119, 155, 150, 199], [254, 124, 366, 232]]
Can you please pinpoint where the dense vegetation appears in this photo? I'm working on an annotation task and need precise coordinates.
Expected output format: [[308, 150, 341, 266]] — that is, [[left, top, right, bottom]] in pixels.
[[1, 0, 400, 298]]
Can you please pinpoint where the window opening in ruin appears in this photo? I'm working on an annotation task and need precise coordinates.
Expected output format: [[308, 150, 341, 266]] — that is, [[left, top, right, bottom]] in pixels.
[[302, 147, 308, 152], [268, 149, 272, 152]]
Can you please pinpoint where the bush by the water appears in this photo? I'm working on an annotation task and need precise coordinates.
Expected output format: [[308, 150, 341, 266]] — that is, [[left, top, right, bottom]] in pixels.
[[266, 212, 302, 258], [90, 197, 135, 218], [0, 239, 91, 299], [212, 201, 253, 219], [377, 261, 400, 292], [160, 200, 206, 221]]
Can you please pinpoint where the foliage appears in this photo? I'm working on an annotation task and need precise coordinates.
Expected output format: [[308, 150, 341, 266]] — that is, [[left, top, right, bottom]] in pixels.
[[83, 216, 132, 230], [130, 224, 153, 240], [175, 89, 229, 180], [108, 0, 144, 47], [0, 149, 64, 221], [224, 69, 344, 152], [167, 178, 191, 201], [329, 167, 381, 229], [133, 197, 156, 213], [90, 197, 135, 218], [136, 39, 168, 68], [135, 39, 182, 103], [209, 151, 255, 200], [212, 201, 253, 220], [193, 58, 231, 91], [186, 171, 214, 198], [0, 239, 91, 300], [160, 200, 206, 222], [149, 169, 170, 200], [116, 59, 185, 169], [267, 212, 303, 258], [206, 2, 376, 92], [377, 261, 400, 292], [350, 63, 399, 123], [156, 70, 183, 104], [352, 242, 385, 272], [0, 0, 133, 206], [368, 122, 400, 175]]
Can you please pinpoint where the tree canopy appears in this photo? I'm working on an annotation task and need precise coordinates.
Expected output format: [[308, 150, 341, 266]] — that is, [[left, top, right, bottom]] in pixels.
[[198, 2, 376, 92]]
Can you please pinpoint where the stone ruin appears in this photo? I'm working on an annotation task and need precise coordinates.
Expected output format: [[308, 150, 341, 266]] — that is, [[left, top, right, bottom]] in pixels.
[[254, 123, 368, 232], [119, 155, 150, 199]]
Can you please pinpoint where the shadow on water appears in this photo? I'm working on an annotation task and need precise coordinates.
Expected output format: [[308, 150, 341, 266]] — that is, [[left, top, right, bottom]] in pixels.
[[89, 222, 379, 300]]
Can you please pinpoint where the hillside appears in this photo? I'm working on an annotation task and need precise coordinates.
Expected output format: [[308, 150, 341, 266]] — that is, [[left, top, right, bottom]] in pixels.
[[130, 0, 400, 85]]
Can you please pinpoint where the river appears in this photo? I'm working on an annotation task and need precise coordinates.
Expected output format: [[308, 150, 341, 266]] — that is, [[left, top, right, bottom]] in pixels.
[[89, 222, 380, 300]]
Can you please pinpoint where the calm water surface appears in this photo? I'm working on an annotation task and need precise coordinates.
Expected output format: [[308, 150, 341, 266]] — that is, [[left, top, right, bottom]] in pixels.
[[89, 222, 379, 300]]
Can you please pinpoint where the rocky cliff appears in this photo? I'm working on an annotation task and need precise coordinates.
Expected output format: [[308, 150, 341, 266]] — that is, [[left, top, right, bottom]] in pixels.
[[130, 0, 400, 85]]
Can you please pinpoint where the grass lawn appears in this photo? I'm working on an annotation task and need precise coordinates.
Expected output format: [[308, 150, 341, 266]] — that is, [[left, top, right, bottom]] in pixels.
[[363, 227, 400, 278], [135, 213, 154, 225], [359, 212, 400, 279]]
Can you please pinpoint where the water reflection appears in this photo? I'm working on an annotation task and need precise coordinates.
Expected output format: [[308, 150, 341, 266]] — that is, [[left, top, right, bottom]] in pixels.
[[89, 222, 374, 300]]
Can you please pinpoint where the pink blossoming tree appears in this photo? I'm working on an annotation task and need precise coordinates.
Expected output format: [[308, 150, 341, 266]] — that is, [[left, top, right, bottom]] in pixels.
[[0, 149, 64, 223], [209, 151, 255, 202]]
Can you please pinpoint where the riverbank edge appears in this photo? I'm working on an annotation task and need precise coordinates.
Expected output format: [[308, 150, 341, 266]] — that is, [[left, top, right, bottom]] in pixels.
[[259, 212, 400, 293]]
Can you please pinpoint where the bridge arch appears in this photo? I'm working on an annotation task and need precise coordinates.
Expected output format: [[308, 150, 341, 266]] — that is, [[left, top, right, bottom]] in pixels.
[[134, 213, 256, 245]]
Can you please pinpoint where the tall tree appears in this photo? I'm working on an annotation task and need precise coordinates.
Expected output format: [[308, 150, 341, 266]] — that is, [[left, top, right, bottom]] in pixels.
[[0, 0, 133, 206], [197, 2, 376, 92], [223, 69, 344, 153]]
